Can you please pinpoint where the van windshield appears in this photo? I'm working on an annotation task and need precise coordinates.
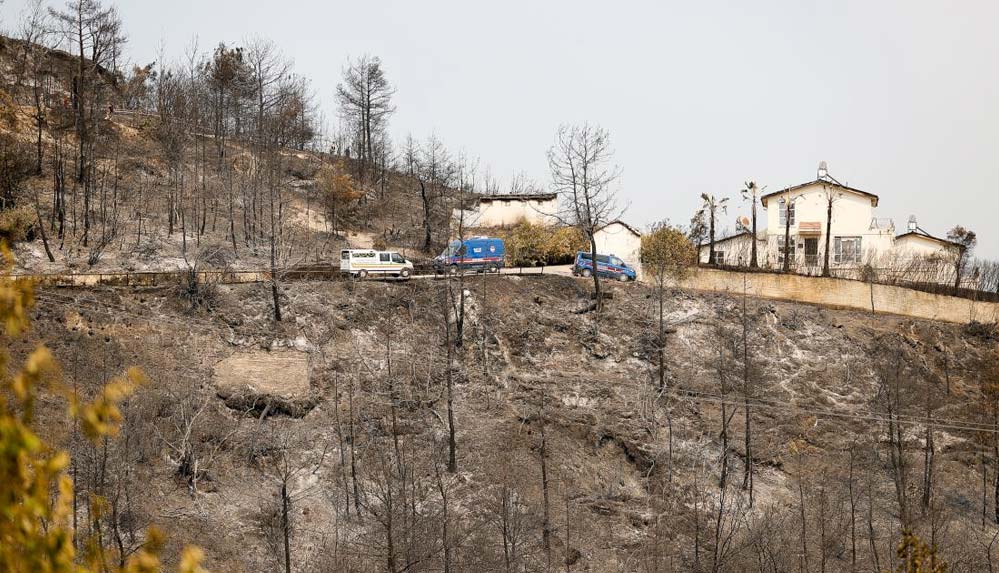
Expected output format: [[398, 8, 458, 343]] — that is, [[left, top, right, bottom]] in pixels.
[[444, 240, 462, 257]]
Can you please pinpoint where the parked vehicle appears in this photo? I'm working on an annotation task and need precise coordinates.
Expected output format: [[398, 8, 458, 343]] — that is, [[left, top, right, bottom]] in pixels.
[[340, 249, 414, 278], [572, 251, 636, 282], [433, 236, 505, 273]]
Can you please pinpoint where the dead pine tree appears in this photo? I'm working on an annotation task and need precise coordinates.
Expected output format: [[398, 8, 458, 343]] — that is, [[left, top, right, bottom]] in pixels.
[[547, 123, 621, 314], [848, 443, 858, 571], [875, 337, 913, 530], [256, 431, 324, 573], [437, 278, 460, 474], [538, 388, 553, 571], [739, 272, 755, 506], [335, 55, 396, 183], [791, 439, 810, 573], [713, 326, 737, 493], [415, 135, 453, 253], [921, 364, 938, 516], [980, 353, 999, 524]]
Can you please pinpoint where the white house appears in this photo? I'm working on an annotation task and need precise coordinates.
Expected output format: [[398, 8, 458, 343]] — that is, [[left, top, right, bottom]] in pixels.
[[594, 220, 643, 270], [698, 166, 961, 280], [894, 218, 960, 260], [466, 193, 559, 227], [758, 177, 896, 271], [697, 230, 767, 266]]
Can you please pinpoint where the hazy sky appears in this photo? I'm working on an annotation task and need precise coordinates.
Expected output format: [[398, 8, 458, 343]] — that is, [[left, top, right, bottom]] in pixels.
[[2, 0, 997, 257]]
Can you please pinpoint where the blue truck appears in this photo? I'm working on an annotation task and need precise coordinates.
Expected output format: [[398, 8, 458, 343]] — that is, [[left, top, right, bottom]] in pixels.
[[434, 236, 506, 273], [572, 251, 637, 282]]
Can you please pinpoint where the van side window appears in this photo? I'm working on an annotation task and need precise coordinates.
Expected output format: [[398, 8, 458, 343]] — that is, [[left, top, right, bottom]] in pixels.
[[341, 251, 349, 260], [610, 256, 624, 266], [596, 255, 610, 264], [380, 253, 390, 262]]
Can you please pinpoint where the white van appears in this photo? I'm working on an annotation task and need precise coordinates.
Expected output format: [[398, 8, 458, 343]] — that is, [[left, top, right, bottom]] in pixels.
[[340, 249, 414, 279]]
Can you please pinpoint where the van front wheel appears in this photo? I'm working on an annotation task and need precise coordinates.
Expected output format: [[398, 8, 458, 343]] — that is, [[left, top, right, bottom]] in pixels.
[[400, 268, 411, 279], [449, 265, 459, 276], [581, 268, 592, 278], [618, 273, 630, 282], [358, 269, 368, 279]]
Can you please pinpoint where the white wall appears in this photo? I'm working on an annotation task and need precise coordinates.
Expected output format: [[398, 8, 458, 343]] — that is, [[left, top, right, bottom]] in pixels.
[[594, 223, 642, 268], [475, 197, 558, 227]]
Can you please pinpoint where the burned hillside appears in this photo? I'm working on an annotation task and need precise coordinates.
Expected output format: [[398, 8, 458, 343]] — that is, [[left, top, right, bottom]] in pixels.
[[15, 274, 999, 571]]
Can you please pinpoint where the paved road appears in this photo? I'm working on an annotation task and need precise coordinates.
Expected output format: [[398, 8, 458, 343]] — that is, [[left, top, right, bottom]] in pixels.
[[11, 264, 580, 288]]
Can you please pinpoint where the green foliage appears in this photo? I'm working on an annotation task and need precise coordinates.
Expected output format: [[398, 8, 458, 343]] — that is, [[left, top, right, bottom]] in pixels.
[[641, 223, 696, 284], [0, 244, 208, 573], [498, 220, 585, 266]]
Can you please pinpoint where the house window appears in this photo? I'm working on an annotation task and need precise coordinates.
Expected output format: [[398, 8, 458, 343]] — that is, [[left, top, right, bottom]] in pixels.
[[834, 237, 862, 264], [711, 250, 725, 265], [777, 236, 795, 265], [778, 198, 796, 226]]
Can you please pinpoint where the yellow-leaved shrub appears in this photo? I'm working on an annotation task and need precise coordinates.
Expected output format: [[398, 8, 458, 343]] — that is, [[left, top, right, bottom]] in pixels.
[[499, 220, 585, 267], [0, 243, 207, 573]]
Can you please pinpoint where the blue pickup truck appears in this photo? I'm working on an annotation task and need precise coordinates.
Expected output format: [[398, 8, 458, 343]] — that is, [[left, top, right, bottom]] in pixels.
[[572, 251, 636, 282], [434, 236, 506, 273]]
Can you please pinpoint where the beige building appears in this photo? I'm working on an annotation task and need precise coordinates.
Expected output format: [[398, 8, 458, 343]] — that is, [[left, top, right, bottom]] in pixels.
[[759, 178, 896, 271], [465, 193, 559, 227], [594, 220, 643, 269]]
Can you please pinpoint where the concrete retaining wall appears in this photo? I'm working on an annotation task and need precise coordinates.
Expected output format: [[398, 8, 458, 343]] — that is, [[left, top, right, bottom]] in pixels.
[[680, 268, 999, 324], [14, 270, 270, 288]]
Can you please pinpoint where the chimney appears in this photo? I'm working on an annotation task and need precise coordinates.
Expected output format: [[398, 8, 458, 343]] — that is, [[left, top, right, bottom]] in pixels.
[[817, 161, 828, 179], [907, 215, 918, 232]]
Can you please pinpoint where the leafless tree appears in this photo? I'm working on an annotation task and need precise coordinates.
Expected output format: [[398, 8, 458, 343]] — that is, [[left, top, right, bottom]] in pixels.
[[820, 181, 842, 277], [415, 134, 453, 252], [18, 0, 53, 175], [779, 192, 800, 272], [547, 123, 621, 311]]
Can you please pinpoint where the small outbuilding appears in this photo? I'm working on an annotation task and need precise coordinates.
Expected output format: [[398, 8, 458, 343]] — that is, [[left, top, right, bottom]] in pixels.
[[698, 230, 768, 265], [593, 220, 643, 270]]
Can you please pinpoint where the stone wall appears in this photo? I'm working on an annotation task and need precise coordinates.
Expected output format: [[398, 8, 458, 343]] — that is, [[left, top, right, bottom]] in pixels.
[[679, 267, 999, 324]]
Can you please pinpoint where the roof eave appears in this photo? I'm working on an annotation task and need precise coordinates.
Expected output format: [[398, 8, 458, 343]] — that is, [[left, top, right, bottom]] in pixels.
[[759, 179, 878, 207]]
